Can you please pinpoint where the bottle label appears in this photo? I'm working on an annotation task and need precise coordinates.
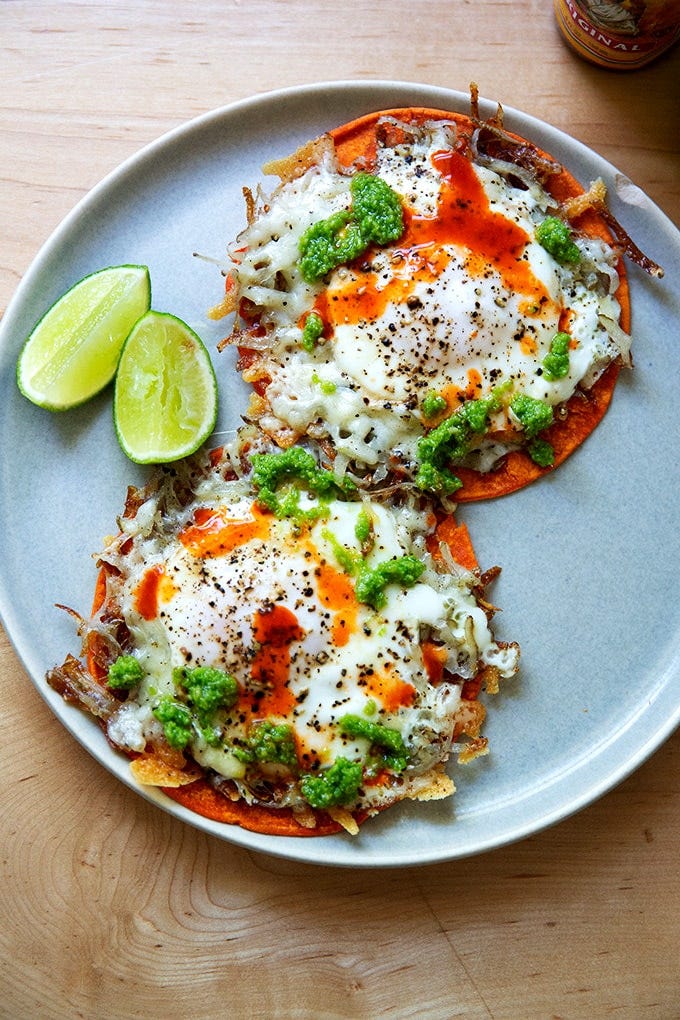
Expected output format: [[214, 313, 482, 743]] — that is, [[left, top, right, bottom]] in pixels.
[[554, 0, 680, 67]]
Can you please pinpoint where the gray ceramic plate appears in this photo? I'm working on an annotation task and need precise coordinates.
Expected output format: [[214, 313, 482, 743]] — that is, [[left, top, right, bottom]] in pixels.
[[1, 81, 678, 867]]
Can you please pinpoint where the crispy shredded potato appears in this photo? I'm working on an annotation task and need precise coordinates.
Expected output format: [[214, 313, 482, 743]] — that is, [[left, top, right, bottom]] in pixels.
[[262, 134, 334, 183], [328, 807, 361, 835], [208, 288, 238, 322], [242, 185, 256, 224], [561, 176, 609, 220], [290, 803, 318, 829], [458, 737, 490, 764], [453, 699, 487, 739], [130, 754, 202, 788], [561, 176, 664, 278], [408, 769, 456, 802], [480, 664, 502, 696]]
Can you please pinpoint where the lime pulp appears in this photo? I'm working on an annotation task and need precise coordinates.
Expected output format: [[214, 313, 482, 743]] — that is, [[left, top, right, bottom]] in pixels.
[[113, 310, 218, 464]]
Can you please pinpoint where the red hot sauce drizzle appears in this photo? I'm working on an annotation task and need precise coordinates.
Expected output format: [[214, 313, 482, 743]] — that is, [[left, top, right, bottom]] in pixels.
[[426, 149, 539, 297], [320, 147, 547, 333], [179, 503, 271, 558], [248, 605, 304, 719], [133, 564, 166, 621]]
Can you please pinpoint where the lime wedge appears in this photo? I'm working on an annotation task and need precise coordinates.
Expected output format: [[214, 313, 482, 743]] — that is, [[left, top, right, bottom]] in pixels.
[[17, 265, 151, 410], [114, 310, 218, 464]]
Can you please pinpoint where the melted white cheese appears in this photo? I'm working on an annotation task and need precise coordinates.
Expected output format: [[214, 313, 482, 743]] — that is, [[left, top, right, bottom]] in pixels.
[[231, 120, 625, 473], [104, 472, 518, 785]]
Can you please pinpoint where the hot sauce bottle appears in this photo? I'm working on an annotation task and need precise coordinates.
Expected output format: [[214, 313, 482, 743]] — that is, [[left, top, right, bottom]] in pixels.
[[554, 0, 680, 68]]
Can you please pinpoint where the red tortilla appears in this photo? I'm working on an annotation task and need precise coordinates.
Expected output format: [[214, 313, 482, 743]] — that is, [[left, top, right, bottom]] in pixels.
[[235, 107, 630, 502], [88, 515, 482, 837], [328, 107, 630, 501]]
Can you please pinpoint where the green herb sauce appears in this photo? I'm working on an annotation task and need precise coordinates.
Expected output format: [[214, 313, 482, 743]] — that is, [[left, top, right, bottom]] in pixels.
[[300, 311, 324, 352], [152, 696, 193, 750], [298, 173, 404, 282], [311, 371, 337, 395], [250, 448, 355, 523], [536, 216, 581, 264], [510, 393, 554, 438], [234, 721, 298, 769], [415, 386, 509, 495], [421, 392, 449, 419], [174, 665, 238, 725], [107, 654, 144, 690], [354, 508, 373, 546], [300, 756, 363, 809], [152, 666, 239, 751], [542, 331, 571, 381], [528, 437, 555, 467], [321, 527, 362, 575], [340, 714, 409, 773], [354, 555, 425, 611]]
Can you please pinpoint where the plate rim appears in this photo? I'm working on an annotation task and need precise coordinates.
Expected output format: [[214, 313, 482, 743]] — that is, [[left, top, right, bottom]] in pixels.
[[1, 78, 678, 868]]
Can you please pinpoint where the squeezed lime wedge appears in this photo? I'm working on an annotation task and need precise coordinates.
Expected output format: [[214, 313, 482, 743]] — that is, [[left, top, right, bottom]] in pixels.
[[17, 265, 151, 410], [113, 310, 218, 464]]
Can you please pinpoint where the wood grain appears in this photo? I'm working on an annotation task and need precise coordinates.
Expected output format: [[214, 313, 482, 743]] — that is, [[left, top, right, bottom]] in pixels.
[[1, 3, 679, 1017]]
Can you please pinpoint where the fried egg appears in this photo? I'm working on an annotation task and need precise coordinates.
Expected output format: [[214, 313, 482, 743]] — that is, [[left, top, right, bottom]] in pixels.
[[99, 443, 518, 820], [226, 118, 627, 478]]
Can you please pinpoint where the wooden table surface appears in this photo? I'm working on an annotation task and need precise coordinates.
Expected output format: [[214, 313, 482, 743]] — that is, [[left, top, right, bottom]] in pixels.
[[1, 3, 679, 1017]]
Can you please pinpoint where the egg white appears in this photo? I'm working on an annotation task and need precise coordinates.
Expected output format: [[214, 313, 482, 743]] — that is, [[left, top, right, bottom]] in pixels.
[[100, 458, 517, 800], [231, 118, 625, 473]]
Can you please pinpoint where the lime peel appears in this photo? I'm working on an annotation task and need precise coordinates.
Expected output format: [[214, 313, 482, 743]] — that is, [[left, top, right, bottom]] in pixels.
[[17, 264, 151, 410]]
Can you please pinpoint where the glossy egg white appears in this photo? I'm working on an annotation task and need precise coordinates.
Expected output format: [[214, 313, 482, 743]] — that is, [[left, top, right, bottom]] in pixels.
[[231, 118, 625, 471]]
